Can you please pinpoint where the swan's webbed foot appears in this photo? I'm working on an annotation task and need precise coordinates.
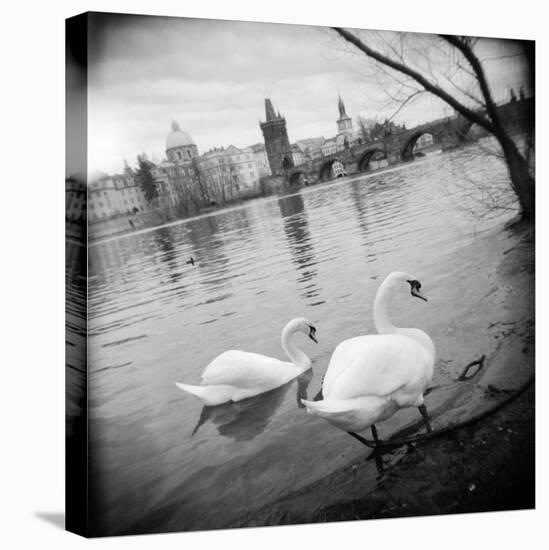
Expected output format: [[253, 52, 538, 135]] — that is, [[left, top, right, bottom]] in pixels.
[[418, 404, 432, 433]]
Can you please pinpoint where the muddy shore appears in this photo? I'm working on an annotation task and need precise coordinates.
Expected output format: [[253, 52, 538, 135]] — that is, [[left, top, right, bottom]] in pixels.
[[231, 220, 535, 528]]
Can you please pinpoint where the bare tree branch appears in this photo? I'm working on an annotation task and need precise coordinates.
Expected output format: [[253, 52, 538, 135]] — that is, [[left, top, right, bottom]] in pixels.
[[386, 90, 425, 122], [332, 27, 494, 133], [440, 35, 503, 132]]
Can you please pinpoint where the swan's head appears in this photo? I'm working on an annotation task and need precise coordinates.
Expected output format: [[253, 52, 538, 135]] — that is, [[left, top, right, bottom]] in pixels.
[[285, 317, 318, 343], [383, 271, 428, 302]]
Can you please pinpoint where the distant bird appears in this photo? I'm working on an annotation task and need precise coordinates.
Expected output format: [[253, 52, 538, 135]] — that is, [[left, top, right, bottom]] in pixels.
[[186, 257, 195, 266], [302, 272, 435, 447], [176, 317, 318, 406]]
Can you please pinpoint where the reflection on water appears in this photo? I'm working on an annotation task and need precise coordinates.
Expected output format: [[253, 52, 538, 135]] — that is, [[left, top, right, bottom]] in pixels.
[[85, 144, 523, 535], [278, 194, 319, 301], [191, 371, 312, 441], [151, 227, 185, 286], [348, 181, 370, 240]]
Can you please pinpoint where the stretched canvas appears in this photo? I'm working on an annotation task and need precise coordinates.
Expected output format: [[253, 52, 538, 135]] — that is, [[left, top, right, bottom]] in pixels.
[[66, 11, 535, 537]]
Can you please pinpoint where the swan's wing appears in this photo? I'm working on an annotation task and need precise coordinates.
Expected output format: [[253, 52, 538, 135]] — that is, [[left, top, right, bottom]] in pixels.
[[323, 335, 430, 400], [201, 350, 291, 389], [322, 336, 364, 395]]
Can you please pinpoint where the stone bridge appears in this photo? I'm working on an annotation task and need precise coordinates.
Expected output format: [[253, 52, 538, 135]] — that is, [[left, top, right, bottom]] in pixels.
[[287, 97, 533, 186]]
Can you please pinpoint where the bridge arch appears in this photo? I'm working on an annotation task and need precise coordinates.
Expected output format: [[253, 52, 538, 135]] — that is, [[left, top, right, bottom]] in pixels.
[[401, 131, 437, 161], [358, 148, 387, 172], [318, 158, 346, 181]]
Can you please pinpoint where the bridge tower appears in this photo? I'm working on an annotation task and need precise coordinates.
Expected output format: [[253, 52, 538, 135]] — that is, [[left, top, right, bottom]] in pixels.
[[336, 94, 354, 141], [260, 98, 294, 175]]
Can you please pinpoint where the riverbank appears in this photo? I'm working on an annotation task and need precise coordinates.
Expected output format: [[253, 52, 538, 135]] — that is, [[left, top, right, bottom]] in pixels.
[[231, 219, 535, 527], [86, 154, 434, 244]]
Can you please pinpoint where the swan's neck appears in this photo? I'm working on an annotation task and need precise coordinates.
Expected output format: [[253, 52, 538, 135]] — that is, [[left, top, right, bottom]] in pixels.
[[373, 280, 397, 335], [373, 280, 435, 359], [281, 327, 311, 371]]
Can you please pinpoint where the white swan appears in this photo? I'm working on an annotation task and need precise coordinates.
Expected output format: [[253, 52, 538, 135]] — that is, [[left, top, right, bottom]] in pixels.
[[302, 272, 435, 446], [176, 317, 318, 406]]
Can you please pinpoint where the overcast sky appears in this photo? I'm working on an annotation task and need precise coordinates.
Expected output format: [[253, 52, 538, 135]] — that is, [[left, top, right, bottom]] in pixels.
[[76, 13, 531, 175]]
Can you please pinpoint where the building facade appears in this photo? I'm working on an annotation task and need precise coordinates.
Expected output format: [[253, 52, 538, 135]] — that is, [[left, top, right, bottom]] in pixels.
[[290, 143, 307, 167], [83, 119, 203, 224], [414, 132, 435, 151], [198, 145, 260, 200], [88, 169, 151, 222], [294, 137, 324, 161], [259, 98, 294, 175], [153, 159, 201, 212], [321, 139, 339, 157], [249, 143, 272, 178], [331, 160, 347, 178]]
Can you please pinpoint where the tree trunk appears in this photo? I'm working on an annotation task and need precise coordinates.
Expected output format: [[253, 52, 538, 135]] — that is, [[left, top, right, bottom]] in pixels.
[[496, 132, 535, 221]]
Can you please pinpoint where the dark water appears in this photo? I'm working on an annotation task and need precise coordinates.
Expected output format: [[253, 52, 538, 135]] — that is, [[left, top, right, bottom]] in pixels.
[[78, 143, 526, 535]]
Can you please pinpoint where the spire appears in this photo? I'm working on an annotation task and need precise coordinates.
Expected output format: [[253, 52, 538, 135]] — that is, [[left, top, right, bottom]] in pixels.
[[123, 157, 133, 175], [265, 98, 277, 121], [171, 120, 181, 132], [338, 94, 347, 118]]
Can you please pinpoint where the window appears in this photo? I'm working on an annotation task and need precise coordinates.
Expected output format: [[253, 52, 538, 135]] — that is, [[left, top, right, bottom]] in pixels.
[[177, 151, 182, 160], [250, 172, 254, 177]]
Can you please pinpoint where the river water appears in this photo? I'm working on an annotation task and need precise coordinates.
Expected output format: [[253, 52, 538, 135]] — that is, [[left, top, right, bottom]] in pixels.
[[75, 142, 529, 535]]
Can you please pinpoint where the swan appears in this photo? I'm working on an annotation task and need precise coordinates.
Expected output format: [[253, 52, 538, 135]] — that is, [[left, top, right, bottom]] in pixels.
[[176, 317, 318, 406], [302, 272, 435, 446]]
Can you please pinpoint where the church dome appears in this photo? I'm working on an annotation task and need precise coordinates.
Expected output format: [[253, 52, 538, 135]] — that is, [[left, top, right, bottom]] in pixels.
[[166, 120, 196, 150]]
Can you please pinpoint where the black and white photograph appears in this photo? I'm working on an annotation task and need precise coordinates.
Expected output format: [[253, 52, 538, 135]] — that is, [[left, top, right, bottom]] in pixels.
[[64, 8, 536, 539]]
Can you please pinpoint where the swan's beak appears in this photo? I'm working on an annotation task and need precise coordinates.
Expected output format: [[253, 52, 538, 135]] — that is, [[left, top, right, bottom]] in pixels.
[[308, 326, 318, 343], [412, 288, 428, 302]]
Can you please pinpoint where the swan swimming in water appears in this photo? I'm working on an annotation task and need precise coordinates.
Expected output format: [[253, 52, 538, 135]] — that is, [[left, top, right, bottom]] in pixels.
[[302, 272, 435, 446], [176, 317, 318, 406]]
